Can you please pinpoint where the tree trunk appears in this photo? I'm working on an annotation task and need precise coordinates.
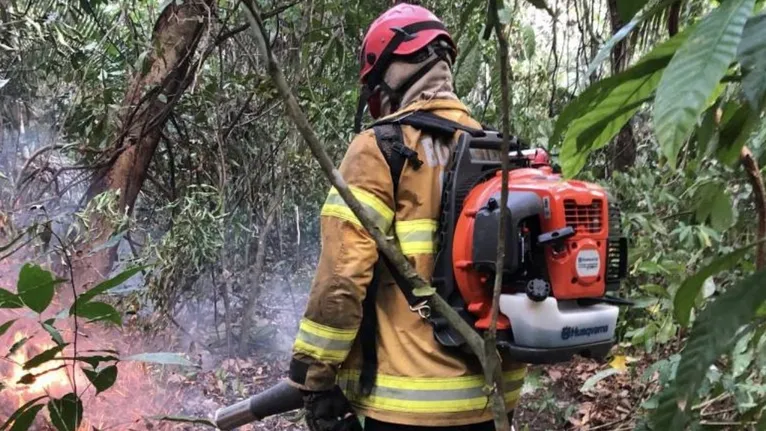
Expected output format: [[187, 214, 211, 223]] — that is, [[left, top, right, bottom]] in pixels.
[[74, 0, 212, 288], [607, 0, 636, 173]]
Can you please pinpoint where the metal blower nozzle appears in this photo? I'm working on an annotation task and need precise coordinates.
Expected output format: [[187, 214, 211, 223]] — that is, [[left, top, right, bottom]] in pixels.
[[213, 380, 304, 430]]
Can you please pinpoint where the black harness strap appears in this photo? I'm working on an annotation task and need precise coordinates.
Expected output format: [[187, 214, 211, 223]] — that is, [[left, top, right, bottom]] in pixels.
[[358, 112, 463, 395]]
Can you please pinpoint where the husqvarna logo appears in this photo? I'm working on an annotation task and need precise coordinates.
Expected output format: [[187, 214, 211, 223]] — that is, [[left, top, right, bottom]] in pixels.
[[561, 325, 609, 340]]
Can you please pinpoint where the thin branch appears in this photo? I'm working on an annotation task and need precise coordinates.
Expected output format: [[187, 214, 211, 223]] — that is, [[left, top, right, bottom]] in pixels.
[[485, 1, 514, 430]]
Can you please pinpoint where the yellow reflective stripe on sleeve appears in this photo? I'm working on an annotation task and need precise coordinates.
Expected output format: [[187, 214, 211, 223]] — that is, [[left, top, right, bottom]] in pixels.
[[292, 318, 357, 363], [395, 219, 437, 256], [321, 186, 394, 232], [336, 368, 526, 413]]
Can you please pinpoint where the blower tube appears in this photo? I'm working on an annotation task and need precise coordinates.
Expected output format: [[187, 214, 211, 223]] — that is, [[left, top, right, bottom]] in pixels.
[[213, 380, 304, 430]]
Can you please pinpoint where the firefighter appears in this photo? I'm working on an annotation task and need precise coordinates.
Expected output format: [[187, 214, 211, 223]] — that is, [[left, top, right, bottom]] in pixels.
[[287, 3, 527, 431]]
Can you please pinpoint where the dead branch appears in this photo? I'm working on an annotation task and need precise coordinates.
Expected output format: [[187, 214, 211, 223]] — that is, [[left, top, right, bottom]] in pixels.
[[740, 146, 766, 269], [241, 0, 489, 373], [14, 143, 66, 185]]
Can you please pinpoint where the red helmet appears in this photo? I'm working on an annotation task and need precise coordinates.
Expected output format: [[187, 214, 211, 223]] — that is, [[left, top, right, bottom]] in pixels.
[[353, 3, 456, 130], [359, 3, 456, 85]]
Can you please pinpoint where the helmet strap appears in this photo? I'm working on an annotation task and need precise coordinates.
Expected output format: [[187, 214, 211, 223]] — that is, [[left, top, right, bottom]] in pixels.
[[354, 86, 373, 134]]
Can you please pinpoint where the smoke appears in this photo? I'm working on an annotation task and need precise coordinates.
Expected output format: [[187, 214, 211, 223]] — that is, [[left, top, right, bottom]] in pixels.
[[1, 117, 321, 429]]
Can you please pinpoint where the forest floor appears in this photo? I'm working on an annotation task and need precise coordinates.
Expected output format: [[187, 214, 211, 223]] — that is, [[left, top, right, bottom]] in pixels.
[[0, 252, 652, 431]]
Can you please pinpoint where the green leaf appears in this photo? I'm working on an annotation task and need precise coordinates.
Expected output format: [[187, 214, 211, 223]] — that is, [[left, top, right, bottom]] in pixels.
[[709, 190, 735, 230], [48, 393, 83, 431], [122, 352, 196, 367], [0, 396, 46, 431], [0, 319, 17, 337], [716, 101, 757, 165], [24, 344, 68, 370], [674, 240, 763, 327], [71, 301, 121, 325], [654, 0, 755, 168], [559, 56, 665, 176], [7, 336, 30, 357], [586, 0, 677, 76], [0, 287, 24, 308], [521, 25, 536, 60], [737, 12, 766, 110], [655, 268, 766, 429], [16, 264, 63, 314], [82, 365, 117, 395], [551, 26, 691, 157], [9, 404, 44, 431], [42, 322, 65, 346], [617, 0, 650, 22], [76, 265, 145, 305]]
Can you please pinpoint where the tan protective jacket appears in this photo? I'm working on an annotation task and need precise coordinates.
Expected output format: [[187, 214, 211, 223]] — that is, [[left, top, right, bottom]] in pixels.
[[288, 98, 527, 427]]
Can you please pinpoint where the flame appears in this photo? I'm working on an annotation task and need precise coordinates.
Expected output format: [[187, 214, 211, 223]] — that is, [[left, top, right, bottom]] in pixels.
[[0, 318, 186, 430], [5, 331, 73, 401], [0, 258, 205, 430]]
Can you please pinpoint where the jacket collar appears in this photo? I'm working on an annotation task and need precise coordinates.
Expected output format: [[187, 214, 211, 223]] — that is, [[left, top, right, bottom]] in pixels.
[[376, 98, 472, 123]]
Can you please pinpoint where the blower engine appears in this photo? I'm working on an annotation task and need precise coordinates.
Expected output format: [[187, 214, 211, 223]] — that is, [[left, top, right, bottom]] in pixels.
[[429, 129, 629, 364]]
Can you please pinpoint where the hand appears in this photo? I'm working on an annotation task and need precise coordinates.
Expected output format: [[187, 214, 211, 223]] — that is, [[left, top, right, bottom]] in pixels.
[[302, 386, 363, 431]]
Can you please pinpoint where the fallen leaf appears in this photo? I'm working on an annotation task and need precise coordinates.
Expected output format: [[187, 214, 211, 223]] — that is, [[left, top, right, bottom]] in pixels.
[[609, 355, 628, 371], [547, 368, 563, 381]]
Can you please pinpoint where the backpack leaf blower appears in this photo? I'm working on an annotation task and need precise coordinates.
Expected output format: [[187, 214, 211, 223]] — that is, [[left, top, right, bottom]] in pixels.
[[370, 111, 630, 364]]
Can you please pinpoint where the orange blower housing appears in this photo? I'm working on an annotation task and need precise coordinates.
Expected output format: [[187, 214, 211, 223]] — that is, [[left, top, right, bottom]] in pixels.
[[429, 131, 628, 359], [452, 167, 610, 330]]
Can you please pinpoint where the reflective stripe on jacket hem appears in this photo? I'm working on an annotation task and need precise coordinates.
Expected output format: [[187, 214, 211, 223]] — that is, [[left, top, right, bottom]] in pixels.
[[336, 368, 526, 413], [292, 318, 357, 363], [395, 219, 437, 256], [321, 186, 393, 232]]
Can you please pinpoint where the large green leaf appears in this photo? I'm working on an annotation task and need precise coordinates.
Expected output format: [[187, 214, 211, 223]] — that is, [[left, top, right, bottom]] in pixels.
[[654, 268, 766, 429], [76, 265, 145, 306], [737, 12, 766, 110], [48, 393, 83, 431], [16, 264, 63, 314], [674, 240, 764, 327], [0, 288, 23, 308], [551, 27, 691, 155], [82, 365, 117, 395], [71, 301, 121, 325], [586, 0, 677, 76], [654, 0, 755, 168]]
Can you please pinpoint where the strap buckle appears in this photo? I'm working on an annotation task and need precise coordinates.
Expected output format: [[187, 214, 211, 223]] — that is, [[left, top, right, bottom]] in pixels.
[[409, 301, 432, 319]]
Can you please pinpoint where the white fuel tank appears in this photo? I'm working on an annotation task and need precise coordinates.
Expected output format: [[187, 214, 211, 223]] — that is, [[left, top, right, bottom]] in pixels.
[[498, 293, 618, 348]]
